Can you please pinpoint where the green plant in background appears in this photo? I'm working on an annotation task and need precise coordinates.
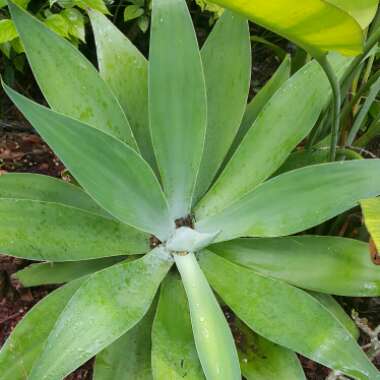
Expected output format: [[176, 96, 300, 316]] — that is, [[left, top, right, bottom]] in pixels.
[[0, 0, 108, 75], [208, 0, 379, 161], [122, 0, 151, 33], [2, 1, 380, 379]]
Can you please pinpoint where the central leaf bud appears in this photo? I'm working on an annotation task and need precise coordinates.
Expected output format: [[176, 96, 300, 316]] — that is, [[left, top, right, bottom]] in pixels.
[[166, 227, 219, 254]]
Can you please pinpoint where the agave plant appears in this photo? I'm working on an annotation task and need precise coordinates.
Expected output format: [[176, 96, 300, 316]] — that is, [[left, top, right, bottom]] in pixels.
[[2, 0, 380, 379]]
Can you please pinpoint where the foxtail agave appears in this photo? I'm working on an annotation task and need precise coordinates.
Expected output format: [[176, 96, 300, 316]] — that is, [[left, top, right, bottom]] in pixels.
[[1, 0, 380, 379]]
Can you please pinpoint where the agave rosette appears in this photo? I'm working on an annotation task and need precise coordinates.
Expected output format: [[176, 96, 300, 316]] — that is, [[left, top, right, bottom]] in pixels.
[[1, 1, 380, 379]]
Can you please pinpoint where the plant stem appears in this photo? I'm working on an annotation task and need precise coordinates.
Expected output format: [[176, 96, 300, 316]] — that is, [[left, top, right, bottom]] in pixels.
[[316, 55, 341, 161]]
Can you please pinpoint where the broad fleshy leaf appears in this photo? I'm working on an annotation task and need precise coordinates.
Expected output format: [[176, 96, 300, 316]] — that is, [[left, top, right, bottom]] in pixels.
[[94, 302, 156, 380], [175, 252, 240, 379], [89, 10, 156, 167], [193, 10, 250, 202], [152, 273, 204, 379], [326, 0, 378, 29], [199, 251, 380, 380], [0, 279, 84, 380], [208, 0, 364, 57], [361, 198, 380, 251], [14, 257, 127, 286], [234, 318, 306, 380], [0, 173, 107, 216], [149, 0, 207, 219], [196, 160, 380, 242], [3, 84, 174, 240], [29, 248, 173, 380], [196, 54, 350, 218], [8, 1, 136, 146], [274, 148, 362, 176], [0, 199, 149, 261], [309, 292, 359, 339], [230, 54, 291, 154], [210, 236, 380, 296]]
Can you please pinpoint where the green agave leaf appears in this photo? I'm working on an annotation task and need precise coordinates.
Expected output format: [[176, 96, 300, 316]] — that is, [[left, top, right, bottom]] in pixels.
[[89, 10, 156, 168], [8, 1, 136, 146], [29, 248, 173, 380], [199, 251, 379, 380], [0, 199, 149, 261], [193, 10, 250, 202], [230, 54, 291, 155], [208, 0, 364, 57], [325, 0, 378, 29], [234, 318, 306, 380], [149, 0, 207, 219], [152, 273, 204, 379], [0, 279, 84, 380], [309, 292, 359, 339], [196, 54, 350, 218], [3, 83, 174, 240], [196, 160, 380, 242], [210, 236, 380, 296], [175, 252, 240, 379], [94, 301, 156, 380], [361, 197, 380, 250], [274, 148, 362, 176], [14, 257, 127, 287], [0, 173, 107, 217]]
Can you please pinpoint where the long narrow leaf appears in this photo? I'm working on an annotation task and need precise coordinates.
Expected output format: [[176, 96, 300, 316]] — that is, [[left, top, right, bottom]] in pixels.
[[196, 160, 380, 241], [0, 279, 84, 380], [29, 248, 173, 380], [193, 10, 250, 202], [0, 173, 107, 216], [149, 0, 207, 219], [89, 10, 156, 167], [231, 55, 291, 155], [14, 257, 127, 286], [8, 1, 136, 146], [152, 273, 204, 379], [196, 54, 350, 218], [3, 83, 174, 240], [175, 252, 240, 379], [234, 318, 306, 380], [94, 302, 156, 380], [210, 236, 380, 296], [309, 292, 359, 339], [0, 199, 149, 261], [199, 251, 379, 380]]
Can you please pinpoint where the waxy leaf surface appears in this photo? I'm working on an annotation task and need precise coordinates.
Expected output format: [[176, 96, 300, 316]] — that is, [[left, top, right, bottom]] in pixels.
[[149, 0, 207, 219], [0, 279, 84, 380], [0, 173, 106, 216], [0, 199, 148, 261], [94, 303, 155, 380], [196, 54, 350, 218], [194, 10, 250, 202], [14, 257, 127, 287], [235, 318, 306, 380], [29, 248, 173, 380], [152, 273, 204, 379], [4, 84, 174, 240], [196, 160, 380, 241], [200, 251, 379, 380], [175, 252, 240, 379], [89, 10, 156, 167], [210, 236, 380, 296], [231, 55, 291, 155], [8, 1, 136, 146]]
